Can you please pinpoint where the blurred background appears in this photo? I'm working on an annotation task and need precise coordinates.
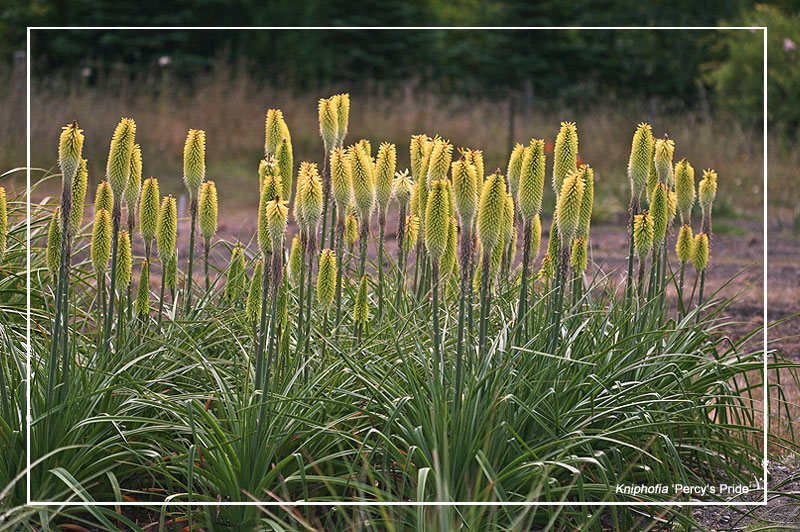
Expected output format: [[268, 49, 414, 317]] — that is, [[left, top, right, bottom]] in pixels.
[[0, 1, 797, 221]]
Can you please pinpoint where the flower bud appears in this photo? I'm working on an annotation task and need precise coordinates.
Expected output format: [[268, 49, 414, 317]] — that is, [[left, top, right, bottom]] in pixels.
[[570, 236, 588, 272], [125, 144, 142, 213], [427, 137, 453, 187], [553, 121, 578, 196], [139, 178, 159, 245], [69, 159, 88, 237], [350, 143, 375, 224], [392, 170, 413, 208], [59, 122, 84, 189], [654, 137, 675, 186], [692, 233, 709, 271], [225, 246, 246, 300], [403, 215, 420, 253], [577, 165, 594, 239], [91, 208, 112, 274], [451, 159, 478, 230], [518, 139, 545, 224], [556, 171, 585, 244], [676, 224, 693, 264], [674, 158, 695, 224], [276, 138, 294, 201], [330, 147, 353, 218], [107, 118, 136, 200], [156, 195, 177, 262], [477, 172, 507, 254], [198, 181, 218, 241], [95, 181, 113, 215], [334, 93, 350, 147], [650, 183, 668, 246], [425, 180, 451, 261], [506, 142, 525, 202], [375, 142, 396, 217], [183, 129, 206, 199], [633, 212, 654, 259], [628, 123, 653, 200], [318, 97, 338, 150], [116, 230, 132, 290]]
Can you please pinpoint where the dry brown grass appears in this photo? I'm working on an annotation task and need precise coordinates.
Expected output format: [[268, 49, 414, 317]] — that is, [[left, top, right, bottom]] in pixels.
[[4, 62, 782, 220]]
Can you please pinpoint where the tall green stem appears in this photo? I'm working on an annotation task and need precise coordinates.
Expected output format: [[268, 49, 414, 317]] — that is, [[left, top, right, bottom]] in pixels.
[[103, 203, 121, 347], [431, 262, 441, 385], [185, 199, 198, 315], [515, 222, 531, 345], [377, 217, 386, 323]]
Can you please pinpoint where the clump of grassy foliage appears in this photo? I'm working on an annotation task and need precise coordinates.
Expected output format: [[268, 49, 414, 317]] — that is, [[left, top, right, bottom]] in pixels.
[[1, 95, 794, 531]]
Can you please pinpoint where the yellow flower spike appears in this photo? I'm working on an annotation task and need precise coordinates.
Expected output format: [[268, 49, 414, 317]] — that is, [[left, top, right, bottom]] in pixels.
[[91, 208, 112, 274], [316, 249, 337, 311], [69, 159, 88, 237], [699, 169, 718, 219], [425, 180, 451, 262], [344, 213, 359, 247], [182, 129, 206, 200], [198, 181, 218, 242], [676, 224, 694, 264], [125, 144, 142, 214], [451, 159, 478, 229], [692, 233, 709, 271], [674, 158, 695, 224], [518, 139, 546, 225], [301, 163, 324, 235], [156, 195, 178, 262], [138, 178, 159, 247], [289, 234, 303, 281], [477, 172, 507, 254], [464, 149, 484, 186], [106, 118, 136, 201], [225, 246, 246, 300], [392, 169, 413, 208], [654, 137, 675, 186], [553, 121, 578, 196], [318, 97, 339, 151], [410, 135, 430, 183], [646, 141, 658, 204], [538, 252, 554, 281], [258, 158, 271, 190], [293, 164, 310, 232], [633, 212, 655, 259], [350, 143, 376, 225], [353, 274, 370, 327], [403, 215, 420, 253], [246, 259, 263, 323], [427, 137, 453, 187], [627, 123, 653, 200], [357, 139, 372, 160], [334, 93, 350, 147], [650, 183, 668, 246], [506, 143, 526, 202], [531, 213, 542, 260], [375, 143, 397, 219], [265, 109, 287, 157], [46, 208, 62, 277], [135, 260, 150, 316], [95, 181, 113, 215], [156, 195, 177, 262], [59, 121, 84, 189], [276, 138, 294, 201], [577, 165, 594, 239], [570, 237, 588, 272], [330, 148, 353, 220], [556, 171, 585, 244], [116, 230, 132, 289], [266, 198, 289, 251], [441, 216, 458, 276]]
